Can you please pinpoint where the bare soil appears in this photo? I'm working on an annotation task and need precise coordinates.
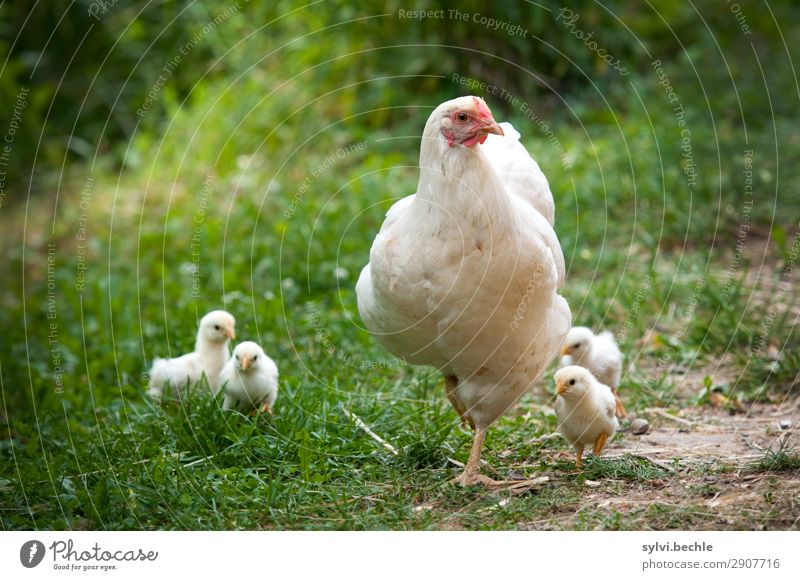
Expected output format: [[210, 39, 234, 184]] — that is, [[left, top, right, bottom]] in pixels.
[[542, 401, 800, 530]]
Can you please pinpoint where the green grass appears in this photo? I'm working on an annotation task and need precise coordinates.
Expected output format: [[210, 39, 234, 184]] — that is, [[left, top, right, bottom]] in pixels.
[[2, 100, 797, 529], [751, 439, 800, 474], [571, 455, 671, 482], [2, 4, 799, 530], [2, 125, 796, 530]]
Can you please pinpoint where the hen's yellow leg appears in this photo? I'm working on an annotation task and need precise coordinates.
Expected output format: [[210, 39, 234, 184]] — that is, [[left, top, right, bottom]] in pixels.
[[576, 446, 584, 469], [445, 375, 475, 430], [452, 428, 549, 491], [452, 428, 491, 485], [452, 428, 515, 488]]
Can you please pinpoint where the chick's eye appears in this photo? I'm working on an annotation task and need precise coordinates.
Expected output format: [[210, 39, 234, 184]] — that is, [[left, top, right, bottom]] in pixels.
[[569, 379, 575, 385], [573, 343, 580, 348], [456, 112, 468, 123], [253, 355, 257, 360], [214, 325, 220, 330]]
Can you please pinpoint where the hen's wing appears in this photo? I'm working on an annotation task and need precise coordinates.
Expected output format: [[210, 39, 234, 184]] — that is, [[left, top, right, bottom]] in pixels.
[[481, 122, 555, 225], [356, 194, 441, 365]]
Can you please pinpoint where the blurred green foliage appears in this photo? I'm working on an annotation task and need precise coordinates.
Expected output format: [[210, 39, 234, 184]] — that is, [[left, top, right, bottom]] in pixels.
[[1, 0, 797, 189]]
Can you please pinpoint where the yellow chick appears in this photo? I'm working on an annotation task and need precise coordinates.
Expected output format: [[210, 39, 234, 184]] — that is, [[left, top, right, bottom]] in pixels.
[[554, 366, 618, 469], [220, 341, 279, 415], [147, 310, 236, 399], [561, 326, 627, 418]]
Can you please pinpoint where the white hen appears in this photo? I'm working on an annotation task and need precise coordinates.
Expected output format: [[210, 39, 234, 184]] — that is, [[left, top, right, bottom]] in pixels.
[[147, 310, 235, 399], [356, 96, 571, 486], [561, 326, 627, 417], [554, 366, 618, 469], [220, 341, 279, 414]]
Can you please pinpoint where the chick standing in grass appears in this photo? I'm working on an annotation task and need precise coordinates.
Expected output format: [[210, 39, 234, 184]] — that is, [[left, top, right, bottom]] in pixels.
[[554, 366, 618, 469], [561, 326, 627, 418], [148, 310, 236, 400], [220, 341, 279, 414]]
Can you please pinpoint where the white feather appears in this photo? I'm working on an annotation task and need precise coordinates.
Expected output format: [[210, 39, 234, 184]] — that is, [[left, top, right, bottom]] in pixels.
[[481, 122, 556, 225]]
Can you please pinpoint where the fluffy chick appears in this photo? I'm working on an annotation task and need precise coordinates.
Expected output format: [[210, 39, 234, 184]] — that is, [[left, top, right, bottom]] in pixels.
[[554, 366, 618, 469], [148, 310, 236, 399], [561, 326, 627, 418], [220, 341, 279, 415]]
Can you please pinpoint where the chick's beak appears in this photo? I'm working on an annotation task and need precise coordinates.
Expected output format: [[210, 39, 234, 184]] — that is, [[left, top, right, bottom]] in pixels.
[[561, 345, 573, 356], [240, 355, 251, 370], [555, 381, 568, 396], [225, 324, 235, 340]]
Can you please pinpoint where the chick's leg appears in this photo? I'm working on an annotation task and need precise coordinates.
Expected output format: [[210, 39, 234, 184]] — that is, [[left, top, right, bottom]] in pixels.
[[593, 432, 609, 455], [247, 398, 273, 417], [445, 375, 475, 430], [612, 388, 628, 419]]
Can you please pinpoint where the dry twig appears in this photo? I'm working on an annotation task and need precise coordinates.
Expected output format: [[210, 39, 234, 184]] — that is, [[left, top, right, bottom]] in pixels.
[[341, 406, 399, 456]]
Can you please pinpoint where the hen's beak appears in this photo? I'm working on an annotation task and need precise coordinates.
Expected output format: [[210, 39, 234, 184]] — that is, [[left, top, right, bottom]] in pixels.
[[240, 355, 251, 370], [225, 324, 236, 340], [555, 381, 568, 396], [561, 345, 572, 356], [478, 120, 504, 137]]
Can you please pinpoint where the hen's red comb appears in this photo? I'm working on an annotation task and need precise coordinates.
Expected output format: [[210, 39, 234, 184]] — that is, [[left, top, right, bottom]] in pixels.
[[473, 96, 493, 120]]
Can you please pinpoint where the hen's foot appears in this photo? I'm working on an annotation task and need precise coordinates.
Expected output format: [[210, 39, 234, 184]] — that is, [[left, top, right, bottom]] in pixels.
[[451, 471, 503, 487], [451, 471, 549, 493]]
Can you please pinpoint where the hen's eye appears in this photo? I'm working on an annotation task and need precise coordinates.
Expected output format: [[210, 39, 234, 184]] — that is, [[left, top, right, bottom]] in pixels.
[[214, 325, 220, 330], [456, 112, 468, 123], [569, 379, 575, 385]]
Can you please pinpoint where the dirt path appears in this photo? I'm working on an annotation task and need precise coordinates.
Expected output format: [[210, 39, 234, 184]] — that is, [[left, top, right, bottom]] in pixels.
[[543, 402, 800, 530], [618, 401, 798, 465]]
